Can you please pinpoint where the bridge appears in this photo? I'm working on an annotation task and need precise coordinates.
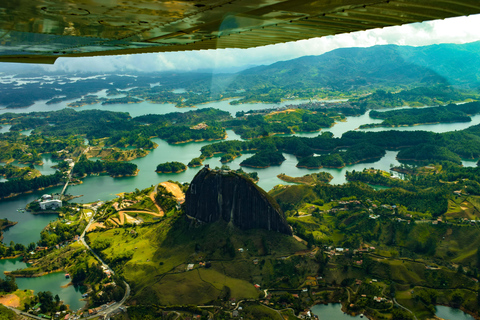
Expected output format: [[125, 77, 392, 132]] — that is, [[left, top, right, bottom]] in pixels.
[[60, 161, 74, 196]]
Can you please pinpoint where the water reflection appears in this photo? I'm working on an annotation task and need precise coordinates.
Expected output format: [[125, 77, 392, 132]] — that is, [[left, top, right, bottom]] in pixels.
[[311, 304, 361, 319], [435, 306, 475, 320]]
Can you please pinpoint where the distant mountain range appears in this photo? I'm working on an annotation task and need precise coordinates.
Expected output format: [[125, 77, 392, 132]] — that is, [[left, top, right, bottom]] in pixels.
[[219, 41, 480, 91], [2, 41, 480, 109]]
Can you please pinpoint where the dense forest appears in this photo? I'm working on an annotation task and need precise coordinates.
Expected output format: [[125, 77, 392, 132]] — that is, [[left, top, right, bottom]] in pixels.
[[297, 143, 386, 169], [72, 155, 137, 177], [0, 171, 63, 199]]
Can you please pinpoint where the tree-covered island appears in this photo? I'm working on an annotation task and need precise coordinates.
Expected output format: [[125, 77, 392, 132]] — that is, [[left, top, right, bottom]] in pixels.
[[360, 101, 480, 129], [156, 161, 187, 173]]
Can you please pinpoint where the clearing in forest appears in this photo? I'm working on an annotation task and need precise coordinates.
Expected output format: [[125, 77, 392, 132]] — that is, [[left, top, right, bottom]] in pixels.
[[0, 294, 20, 307], [160, 181, 185, 203]]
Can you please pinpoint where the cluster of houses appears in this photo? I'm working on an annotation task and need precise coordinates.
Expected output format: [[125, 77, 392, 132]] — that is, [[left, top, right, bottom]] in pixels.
[[162, 312, 202, 320], [190, 122, 208, 130], [89, 201, 104, 212], [100, 265, 112, 278], [86, 301, 116, 317], [186, 261, 211, 271], [323, 245, 375, 258]]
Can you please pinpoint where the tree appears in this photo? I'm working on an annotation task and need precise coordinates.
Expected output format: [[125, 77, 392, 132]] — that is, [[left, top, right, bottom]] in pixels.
[[0, 275, 17, 293]]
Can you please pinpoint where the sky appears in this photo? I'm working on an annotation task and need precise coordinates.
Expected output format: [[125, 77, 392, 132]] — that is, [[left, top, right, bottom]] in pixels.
[[19, 13, 480, 74]]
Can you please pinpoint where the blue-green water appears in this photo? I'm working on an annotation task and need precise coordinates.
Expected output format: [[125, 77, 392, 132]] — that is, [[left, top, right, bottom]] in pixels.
[[0, 99, 478, 245], [15, 272, 85, 310], [311, 304, 476, 320], [311, 304, 362, 319], [435, 306, 475, 320], [0, 125, 11, 133], [0, 256, 29, 278], [9, 153, 59, 176], [0, 258, 85, 310]]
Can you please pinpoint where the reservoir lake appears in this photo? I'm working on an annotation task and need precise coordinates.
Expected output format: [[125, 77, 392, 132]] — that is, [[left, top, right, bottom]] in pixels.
[[2, 98, 480, 245], [1, 97, 480, 309], [311, 304, 475, 320]]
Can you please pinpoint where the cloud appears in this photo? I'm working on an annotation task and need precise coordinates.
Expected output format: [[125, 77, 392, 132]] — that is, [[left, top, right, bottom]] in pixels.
[[42, 13, 480, 74]]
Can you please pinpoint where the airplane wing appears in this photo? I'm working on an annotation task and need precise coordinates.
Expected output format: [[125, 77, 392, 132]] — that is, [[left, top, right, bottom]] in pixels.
[[1, 0, 480, 64]]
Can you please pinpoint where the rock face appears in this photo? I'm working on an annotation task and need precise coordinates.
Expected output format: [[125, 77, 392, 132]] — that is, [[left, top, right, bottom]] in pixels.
[[185, 167, 292, 235]]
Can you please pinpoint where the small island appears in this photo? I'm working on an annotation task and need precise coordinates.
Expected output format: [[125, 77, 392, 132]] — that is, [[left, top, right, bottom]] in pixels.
[[187, 157, 203, 167], [297, 143, 385, 169], [73, 155, 139, 177], [86, 147, 150, 161], [359, 101, 480, 129], [277, 172, 333, 185], [240, 150, 286, 168], [156, 161, 187, 173]]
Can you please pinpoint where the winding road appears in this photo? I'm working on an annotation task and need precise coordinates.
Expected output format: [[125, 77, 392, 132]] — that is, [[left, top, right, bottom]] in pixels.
[[393, 298, 418, 320], [79, 212, 131, 319]]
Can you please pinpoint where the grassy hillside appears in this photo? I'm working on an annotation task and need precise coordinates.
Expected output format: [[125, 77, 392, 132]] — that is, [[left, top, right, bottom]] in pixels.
[[86, 212, 306, 305]]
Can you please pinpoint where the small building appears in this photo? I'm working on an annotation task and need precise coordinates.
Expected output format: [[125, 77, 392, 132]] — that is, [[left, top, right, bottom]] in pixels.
[[187, 264, 194, 271], [41, 194, 52, 200]]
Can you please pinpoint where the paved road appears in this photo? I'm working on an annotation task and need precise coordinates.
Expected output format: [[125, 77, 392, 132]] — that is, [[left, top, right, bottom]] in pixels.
[[79, 213, 131, 319], [7, 306, 44, 320], [91, 281, 130, 320], [80, 213, 112, 273], [393, 298, 418, 320]]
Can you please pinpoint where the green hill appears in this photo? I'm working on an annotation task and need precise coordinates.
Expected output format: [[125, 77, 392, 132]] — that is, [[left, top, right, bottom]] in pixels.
[[86, 212, 306, 305], [229, 42, 480, 91]]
